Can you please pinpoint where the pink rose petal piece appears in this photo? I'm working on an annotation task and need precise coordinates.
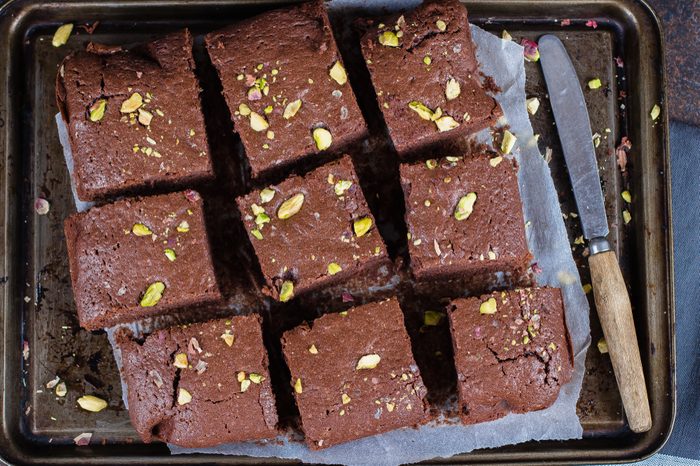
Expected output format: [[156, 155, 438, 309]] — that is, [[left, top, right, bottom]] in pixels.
[[74, 432, 93, 446]]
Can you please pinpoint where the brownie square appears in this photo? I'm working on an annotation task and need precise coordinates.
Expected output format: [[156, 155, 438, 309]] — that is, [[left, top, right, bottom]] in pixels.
[[360, 0, 502, 156], [447, 287, 573, 423], [56, 30, 213, 201], [205, 1, 367, 179], [236, 155, 388, 302], [400, 151, 531, 289], [117, 314, 278, 447], [281, 298, 429, 449], [65, 190, 221, 330]]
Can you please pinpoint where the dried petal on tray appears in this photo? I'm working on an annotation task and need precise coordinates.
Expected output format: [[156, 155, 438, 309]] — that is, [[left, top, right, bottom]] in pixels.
[[73, 432, 93, 446], [34, 197, 50, 215]]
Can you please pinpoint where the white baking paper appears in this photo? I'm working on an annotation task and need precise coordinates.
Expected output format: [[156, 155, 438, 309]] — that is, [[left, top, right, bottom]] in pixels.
[[56, 16, 591, 466]]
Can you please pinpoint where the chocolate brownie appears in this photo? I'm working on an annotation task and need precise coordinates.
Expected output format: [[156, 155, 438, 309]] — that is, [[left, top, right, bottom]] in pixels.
[[205, 0, 367, 179], [56, 30, 213, 201], [65, 190, 221, 330], [117, 314, 278, 447], [236, 155, 388, 302], [448, 287, 573, 423], [400, 151, 531, 289], [360, 0, 502, 156], [281, 298, 429, 449]]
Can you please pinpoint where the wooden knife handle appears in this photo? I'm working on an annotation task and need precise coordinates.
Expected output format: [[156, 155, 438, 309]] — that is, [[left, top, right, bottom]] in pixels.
[[589, 250, 652, 433]]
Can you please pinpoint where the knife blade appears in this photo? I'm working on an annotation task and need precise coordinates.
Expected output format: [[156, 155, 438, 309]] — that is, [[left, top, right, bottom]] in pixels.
[[539, 34, 652, 433]]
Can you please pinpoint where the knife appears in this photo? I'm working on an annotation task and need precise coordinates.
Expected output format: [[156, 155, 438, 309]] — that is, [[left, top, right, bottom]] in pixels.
[[538, 35, 652, 433]]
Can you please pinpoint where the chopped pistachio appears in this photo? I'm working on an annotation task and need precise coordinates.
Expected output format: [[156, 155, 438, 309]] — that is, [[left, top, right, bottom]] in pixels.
[[177, 388, 192, 405], [132, 223, 153, 236], [329, 61, 348, 85], [588, 78, 602, 89], [277, 193, 305, 219], [55, 382, 67, 397], [334, 180, 353, 196], [445, 78, 461, 100], [308, 344, 319, 354], [621, 190, 632, 203], [356, 353, 381, 370], [173, 353, 188, 369], [435, 115, 459, 132], [120, 93, 143, 113], [523, 335, 531, 344], [502, 30, 512, 41], [164, 248, 176, 261], [597, 337, 609, 354], [408, 101, 434, 120], [445, 156, 460, 163], [52, 23, 73, 47], [436, 20, 447, 31], [454, 192, 477, 221], [312, 127, 333, 150], [177, 220, 190, 233], [650, 104, 661, 121], [237, 371, 246, 383], [423, 55, 432, 65], [526, 97, 540, 115], [548, 342, 558, 351], [89, 99, 107, 122], [251, 229, 263, 240], [386, 402, 396, 412], [77, 395, 108, 412], [294, 378, 303, 394], [238, 103, 251, 116], [501, 130, 517, 154], [221, 332, 235, 346], [424, 310, 444, 326], [341, 393, 351, 404], [249, 112, 269, 132], [353, 217, 373, 237], [623, 210, 632, 224], [240, 379, 252, 392], [279, 280, 294, 302], [489, 156, 503, 167], [327, 262, 342, 275], [378, 30, 399, 47], [255, 213, 271, 226], [249, 373, 264, 384], [251, 203, 265, 216], [138, 108, 153, 126], [139, 282, 165, 307], [582, 283, 592, 294], [479, 297, 497, 314], [264, 105, 273, 114], [283, 99, 302, 119], [426, 159, 438, 169], [260, 188, 276, 203]]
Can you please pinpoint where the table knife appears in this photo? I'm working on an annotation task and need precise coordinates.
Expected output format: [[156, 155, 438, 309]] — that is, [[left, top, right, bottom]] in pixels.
[[538, 34, 652, 433]]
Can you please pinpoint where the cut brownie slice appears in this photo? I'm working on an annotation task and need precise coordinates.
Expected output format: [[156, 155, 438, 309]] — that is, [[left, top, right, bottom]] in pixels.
[[205, 0, 367, 179], [117, 314, 278, 447], [236, 155, 388, 302], [281, 298, 429, 449], [400, 151, 531, 290], [65, 190, 221, 329], [448, 287, 573, 424], [360, 0, 502, 156], [56, 29, 213, 201]]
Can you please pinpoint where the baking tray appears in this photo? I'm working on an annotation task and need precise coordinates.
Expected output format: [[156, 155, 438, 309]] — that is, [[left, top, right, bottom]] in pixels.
[[0, 0, 674, 464]]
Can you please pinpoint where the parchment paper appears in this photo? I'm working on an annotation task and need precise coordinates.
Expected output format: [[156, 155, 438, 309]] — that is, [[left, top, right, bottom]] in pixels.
[[56, 17, 591, 466]]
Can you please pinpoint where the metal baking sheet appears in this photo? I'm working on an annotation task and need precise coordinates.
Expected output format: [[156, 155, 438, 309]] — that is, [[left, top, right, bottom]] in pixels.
[[0, 0, 673, 464]]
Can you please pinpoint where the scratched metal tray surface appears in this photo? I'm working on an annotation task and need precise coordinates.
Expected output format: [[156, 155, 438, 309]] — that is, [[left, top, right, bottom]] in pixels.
[[0, 0, 673, 464]]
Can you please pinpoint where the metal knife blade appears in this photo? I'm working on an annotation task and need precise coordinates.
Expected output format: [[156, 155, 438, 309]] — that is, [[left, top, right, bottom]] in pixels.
[[538, 35, 609, 241]]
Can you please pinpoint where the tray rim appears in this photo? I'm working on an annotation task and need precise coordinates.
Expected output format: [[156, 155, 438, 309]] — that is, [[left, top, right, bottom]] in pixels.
[[0, 0, 675, 464]]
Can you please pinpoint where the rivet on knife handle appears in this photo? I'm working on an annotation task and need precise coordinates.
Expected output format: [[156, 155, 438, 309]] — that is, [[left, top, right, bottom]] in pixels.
[[538, 35, 652, 433]]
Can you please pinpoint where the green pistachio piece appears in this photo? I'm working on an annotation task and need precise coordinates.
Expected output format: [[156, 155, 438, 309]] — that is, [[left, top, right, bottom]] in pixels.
[[489, 156, 503, 167], [249, 373, 265, 384], [436, 19, 447, 31], [454, 192, 477, 221], [120, 93, 143, 113], [238, 103, 251, 116], [138, 108, 153, 126], [173, 353, 188, 368], [353, 217, 373, 237], [251, 229, 263, 240], [479, 297, 497, 314], [283, 99, 302, 119], [423, 310, 445, 326], [77, 395, 107, 412], [435, 115, 460, 132], [327, 262, 342, 275], [378, 30, 399, 47], [177, 220, 190, 233], [132, 223, 153, 236], [277, 193, 305, 219], [264, 105, 273, 114], [355, 353, 381, 370], [621, 190, 632, 203], [408, 101, 434, 121], [334, 180, 353, 196], [597, 337, 609, 354], [426, 159, 438, 169], [139, 281, 165, 307], [177, 388, 192, 405], [255, 212, 270, 226], [52, 23, 73, 47], [341, 393, 351, 404], [240, 379, 252, 392], [445, 78, 461, 100], [89, 99, 107, 122], [164, 248, 176, 261], [423, 55, 432, 65], [329, 61, 348, 85], [312, 127, 333, 150], [294, 378, 303, 394], [279, 280, 294, 302], [250, 112, 269, 132], [526, 97, 540, 115], [650, 104, 661, 121], [251, 203, 265, 216], [588, 78, 602, 89], [501, 130, 517, 154], [260, 188, 276, 203]]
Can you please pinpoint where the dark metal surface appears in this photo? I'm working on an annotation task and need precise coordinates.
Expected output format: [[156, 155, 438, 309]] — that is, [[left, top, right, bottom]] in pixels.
[[0, 0, 673, 464]]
